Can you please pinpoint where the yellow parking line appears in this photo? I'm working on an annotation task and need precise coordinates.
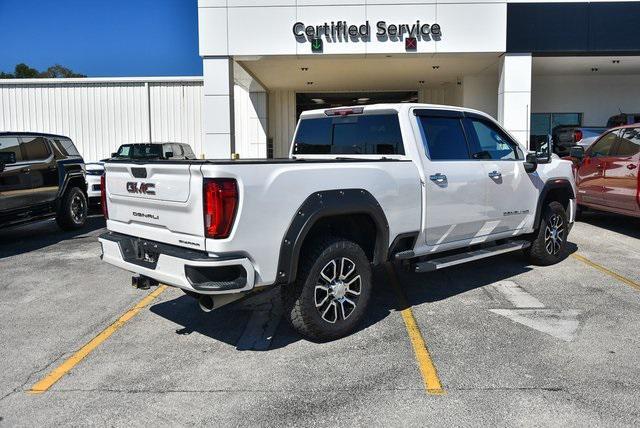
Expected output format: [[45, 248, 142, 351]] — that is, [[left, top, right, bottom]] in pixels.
[[29, 285, 167, 394], [385, 264, 444, 395], [571, 253, 640, 292]]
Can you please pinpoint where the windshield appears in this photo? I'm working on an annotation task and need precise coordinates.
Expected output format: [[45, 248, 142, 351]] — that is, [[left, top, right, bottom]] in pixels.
[[114, 144, 164, 159]]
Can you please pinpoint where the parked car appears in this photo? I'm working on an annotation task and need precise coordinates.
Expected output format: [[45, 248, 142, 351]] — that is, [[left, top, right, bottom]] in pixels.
[[110, 142, 197, 161], [606, 113, 640, 128], [552, 126, 607, 156], [571, 124, 640, 218], [99, 104, 576, 341], [0, 132, 88, 230], [85, 162, 105, 205], [85, 143, 197, 206]]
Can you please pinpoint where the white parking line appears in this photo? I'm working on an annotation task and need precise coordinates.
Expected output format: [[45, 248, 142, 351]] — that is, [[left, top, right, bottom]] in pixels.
[[492, 281, 545, 308], [490, 281, 581, 342]]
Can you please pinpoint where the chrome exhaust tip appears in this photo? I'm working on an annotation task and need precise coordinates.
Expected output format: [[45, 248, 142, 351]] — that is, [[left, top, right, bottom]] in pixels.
[[198, 295, 215, 312]]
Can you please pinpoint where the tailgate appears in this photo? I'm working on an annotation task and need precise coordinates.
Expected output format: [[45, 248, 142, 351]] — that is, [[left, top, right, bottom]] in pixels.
[[104, 162, 206, 249]]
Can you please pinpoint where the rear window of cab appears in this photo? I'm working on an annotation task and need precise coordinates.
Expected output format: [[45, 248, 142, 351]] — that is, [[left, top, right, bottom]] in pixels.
[[293, 114, 405, 155]]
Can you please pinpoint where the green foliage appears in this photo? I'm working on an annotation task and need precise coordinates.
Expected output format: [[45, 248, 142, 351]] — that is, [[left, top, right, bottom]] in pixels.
[[0, 63, 86, 79]]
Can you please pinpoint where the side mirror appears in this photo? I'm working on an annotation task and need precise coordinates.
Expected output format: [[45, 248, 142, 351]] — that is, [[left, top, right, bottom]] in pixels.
[[534, 140, 552, 164], [164, 151, 174, 159], [569, 145, 585, 161], [111, 152, 117, 157], [524, 152, 538, 173]]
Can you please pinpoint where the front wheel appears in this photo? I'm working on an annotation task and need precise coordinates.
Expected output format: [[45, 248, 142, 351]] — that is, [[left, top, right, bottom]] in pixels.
[[56, 187, 88, 230], [525, 201, 568, 266], [282, 236, 372, 341]]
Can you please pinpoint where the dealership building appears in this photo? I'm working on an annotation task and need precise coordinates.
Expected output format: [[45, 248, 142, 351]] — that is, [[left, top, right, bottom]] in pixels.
[[1, 0, 640, 161]]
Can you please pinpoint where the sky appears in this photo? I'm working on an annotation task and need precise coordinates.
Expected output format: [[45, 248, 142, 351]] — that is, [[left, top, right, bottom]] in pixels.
[[0, 0, 202, 77]]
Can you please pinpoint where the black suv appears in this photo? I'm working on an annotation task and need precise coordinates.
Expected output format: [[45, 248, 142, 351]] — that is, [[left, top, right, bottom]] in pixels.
[[0, 132, 88, 230]]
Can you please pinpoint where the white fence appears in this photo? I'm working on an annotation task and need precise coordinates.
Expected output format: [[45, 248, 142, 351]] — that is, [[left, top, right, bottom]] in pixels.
[[0, 77, 204, 162]]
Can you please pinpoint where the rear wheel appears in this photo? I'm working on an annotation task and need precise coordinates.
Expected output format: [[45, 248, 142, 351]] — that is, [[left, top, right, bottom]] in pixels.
[[525, 201, 568, 266], [56, 187, 88, 230], [282, 236, 372, 341]]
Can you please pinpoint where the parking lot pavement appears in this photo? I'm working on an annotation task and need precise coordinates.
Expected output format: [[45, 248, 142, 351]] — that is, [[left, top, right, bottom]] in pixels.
[[1, 213, 639, 426]]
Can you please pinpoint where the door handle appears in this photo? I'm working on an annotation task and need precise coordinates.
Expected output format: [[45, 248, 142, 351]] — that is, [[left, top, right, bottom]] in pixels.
[[595, 164, 604, 169], [20, 167, 31, 174], [627, 164, 637, 170], [488, 170, 502, 179], [429, 173, 447, 184]]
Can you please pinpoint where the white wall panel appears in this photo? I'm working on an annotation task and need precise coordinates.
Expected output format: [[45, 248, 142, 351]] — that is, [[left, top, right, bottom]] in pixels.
[[200, 1, 508, 56], [268, 90, 296, 158], [234, 85, 267, 158], [0, 78, 204, 162], [150, 82, 204, 157], [532, 74, 640, 127]]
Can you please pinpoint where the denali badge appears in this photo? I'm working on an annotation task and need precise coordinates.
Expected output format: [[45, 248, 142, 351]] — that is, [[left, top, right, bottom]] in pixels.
[[132, 211, 159, 220], [126, 182, 156, 195]]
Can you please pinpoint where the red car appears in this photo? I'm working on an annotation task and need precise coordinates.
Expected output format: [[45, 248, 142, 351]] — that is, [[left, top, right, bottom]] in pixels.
[[575, 124, 640, 218]]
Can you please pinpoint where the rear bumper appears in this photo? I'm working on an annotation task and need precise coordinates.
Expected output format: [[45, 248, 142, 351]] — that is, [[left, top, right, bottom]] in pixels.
[[99, 232, 255, 295]]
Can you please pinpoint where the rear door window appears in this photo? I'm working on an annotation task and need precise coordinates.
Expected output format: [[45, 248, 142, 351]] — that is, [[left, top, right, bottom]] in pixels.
[[0, 137, 23, 162], [418, 116, 470, 160], [293, 114, 404, 155], [57, 138, 80, 157], [20, 137, 50, 161]]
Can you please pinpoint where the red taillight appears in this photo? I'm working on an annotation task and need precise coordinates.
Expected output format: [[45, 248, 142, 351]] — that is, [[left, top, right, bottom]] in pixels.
[[203, 178, 238, 239], [324, 107, 364, 116], [574, 130, 583, 143], [100, 174, 108, 219]]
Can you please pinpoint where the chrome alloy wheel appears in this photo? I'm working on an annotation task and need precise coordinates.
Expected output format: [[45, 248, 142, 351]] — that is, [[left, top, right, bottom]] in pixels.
[[314, 257, 362, 324], [544, 214, 565, 255], [70, 194, 86, 223]]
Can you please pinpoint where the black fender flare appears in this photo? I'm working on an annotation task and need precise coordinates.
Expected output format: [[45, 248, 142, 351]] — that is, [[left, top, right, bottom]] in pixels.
[[533, 179, 575, 230], [55, 161, 86, 209], [275, 189, 389, 284]]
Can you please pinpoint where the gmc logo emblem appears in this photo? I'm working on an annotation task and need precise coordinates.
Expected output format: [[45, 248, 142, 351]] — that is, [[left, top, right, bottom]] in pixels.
[[126, 182, 156, 195]]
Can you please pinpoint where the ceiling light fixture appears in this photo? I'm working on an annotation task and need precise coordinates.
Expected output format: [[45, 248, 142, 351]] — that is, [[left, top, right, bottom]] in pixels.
[[612, 60, 620, 64], [301, 67, 309, 71], [591, 67, 599, 72], [311, 98, 325, 104], [432, 65, 440, 70], [306, 81, 314, 85]]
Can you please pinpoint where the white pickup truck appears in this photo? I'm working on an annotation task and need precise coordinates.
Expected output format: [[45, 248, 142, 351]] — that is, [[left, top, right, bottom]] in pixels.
[[99, 104, 576, 341]]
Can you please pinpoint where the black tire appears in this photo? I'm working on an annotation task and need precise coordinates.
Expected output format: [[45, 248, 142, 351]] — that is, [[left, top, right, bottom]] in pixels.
[[56, 187, 88, 230], [525, 201, 568, 266], [282, 236, 372, 342]]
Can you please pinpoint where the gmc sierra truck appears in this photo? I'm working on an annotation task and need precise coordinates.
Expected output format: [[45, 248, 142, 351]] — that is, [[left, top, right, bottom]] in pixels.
[[99, 104, 577, 341]]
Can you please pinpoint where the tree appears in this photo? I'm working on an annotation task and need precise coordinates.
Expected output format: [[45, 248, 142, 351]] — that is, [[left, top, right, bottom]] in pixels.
[[0, 63, 86, 79], [40, 64, 86, 78], [14, 63, 39, 78]]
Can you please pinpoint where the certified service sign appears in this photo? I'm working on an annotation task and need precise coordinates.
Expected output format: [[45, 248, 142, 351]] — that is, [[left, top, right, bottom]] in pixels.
[[293, 20, 441, 52]]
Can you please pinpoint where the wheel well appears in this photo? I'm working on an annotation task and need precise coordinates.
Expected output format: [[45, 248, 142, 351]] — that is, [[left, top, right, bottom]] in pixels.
[[544, 186, 571, 212], [65, 176, 87, 195], [301, 214, 378, 263]]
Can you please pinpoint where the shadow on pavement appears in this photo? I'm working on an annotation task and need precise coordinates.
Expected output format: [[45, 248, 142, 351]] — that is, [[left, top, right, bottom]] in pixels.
[[150, 249, 562, 350], [0, 212, 105, 259], [577, 211, 640, 239]]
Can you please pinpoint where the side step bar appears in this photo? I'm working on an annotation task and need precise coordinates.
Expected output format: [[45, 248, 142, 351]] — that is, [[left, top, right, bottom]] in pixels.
[[413, 240, 531, 273]]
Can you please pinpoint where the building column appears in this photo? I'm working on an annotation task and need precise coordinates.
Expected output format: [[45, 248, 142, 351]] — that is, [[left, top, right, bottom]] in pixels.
[[498, 53, 532, 148], [202, 57, 234, 159]]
